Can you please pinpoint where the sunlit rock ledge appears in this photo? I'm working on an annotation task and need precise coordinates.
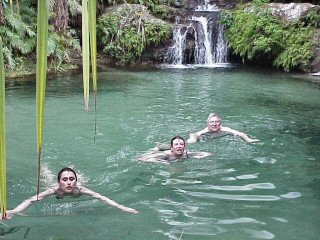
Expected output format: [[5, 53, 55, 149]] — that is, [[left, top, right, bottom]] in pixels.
[[268, 3, 320, 21]]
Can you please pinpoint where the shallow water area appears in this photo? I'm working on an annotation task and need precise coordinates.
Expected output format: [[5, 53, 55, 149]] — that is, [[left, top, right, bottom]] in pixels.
[[2, 66, 320, 240]]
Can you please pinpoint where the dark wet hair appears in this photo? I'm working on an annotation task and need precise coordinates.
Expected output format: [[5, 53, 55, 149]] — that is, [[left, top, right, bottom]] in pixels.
[[57, 167, 77, 182], [170, 136, 185, 147]]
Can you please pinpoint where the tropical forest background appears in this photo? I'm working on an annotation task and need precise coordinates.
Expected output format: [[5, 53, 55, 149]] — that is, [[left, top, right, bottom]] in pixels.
[[0, 0, 320, 77]]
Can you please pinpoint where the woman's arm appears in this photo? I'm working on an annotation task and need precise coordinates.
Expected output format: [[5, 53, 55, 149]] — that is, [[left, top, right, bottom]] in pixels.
[[138, 152, 169, 164], [139, 157, 170, 164], [5, 188, 56, 219], [187, 151, 213, 159], [80, 187, 138, 214], [221, 127, 259, 143]]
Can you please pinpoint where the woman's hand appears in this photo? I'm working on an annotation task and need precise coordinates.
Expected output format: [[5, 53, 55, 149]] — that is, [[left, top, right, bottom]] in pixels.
[[0, 210, 14, 220], [247, 138, 260, 143], [186, 132, 198, 144], [120, 206, 139, 214]]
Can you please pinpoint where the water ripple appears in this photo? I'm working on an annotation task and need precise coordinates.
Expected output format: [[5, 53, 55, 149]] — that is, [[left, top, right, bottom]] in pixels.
[[244, 228, 275, 239], [177, 189, 281, 201], [184, 183, 276, 191], [180, 168, 236, 179], [254, 157, 277, 164], [280, 192, 302, 199], [271, 217, 288, 223], [162, 178, 202, 185], [236, 173, 259, 179], [218, 217, 265, 225]]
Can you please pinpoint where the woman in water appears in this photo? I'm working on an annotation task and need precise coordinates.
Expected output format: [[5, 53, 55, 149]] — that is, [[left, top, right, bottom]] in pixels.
[[139, 136, 212, 164], [2, 167, 138, 219]]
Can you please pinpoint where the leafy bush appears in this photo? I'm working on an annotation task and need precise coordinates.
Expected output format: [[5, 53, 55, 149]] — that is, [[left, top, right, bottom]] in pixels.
[[221, 3, 314, 71], [305, 10, 320, 27], [0, 3, 81, 73], [98, 0, 174, 21], [98, 5, 172, 64], [0, 8, 36, 69], [47, 29, 81, 72]]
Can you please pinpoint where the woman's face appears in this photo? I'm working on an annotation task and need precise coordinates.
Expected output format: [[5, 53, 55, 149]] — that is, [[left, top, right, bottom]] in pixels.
[[59, 171, 77, 193], [207, 116, 221, 132]]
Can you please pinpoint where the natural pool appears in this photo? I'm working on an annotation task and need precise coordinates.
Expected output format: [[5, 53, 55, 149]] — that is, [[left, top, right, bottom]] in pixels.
[[2, 66, 320, 239]]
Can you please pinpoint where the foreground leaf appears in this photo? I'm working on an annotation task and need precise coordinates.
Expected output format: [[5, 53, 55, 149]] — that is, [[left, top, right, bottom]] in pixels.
[[0, 36, 7, 219], [36, 0, 48, 197]]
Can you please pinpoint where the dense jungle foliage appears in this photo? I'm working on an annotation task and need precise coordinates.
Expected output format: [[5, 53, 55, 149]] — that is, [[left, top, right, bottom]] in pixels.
[[0, 0, 82, 75], [97, 5, 172, 64], [0, 0, 173, 75], [221, 0, 319, 71]]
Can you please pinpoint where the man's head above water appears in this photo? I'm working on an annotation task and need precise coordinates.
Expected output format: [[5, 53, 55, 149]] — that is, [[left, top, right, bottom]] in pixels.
[[207, 113, 222, 132]]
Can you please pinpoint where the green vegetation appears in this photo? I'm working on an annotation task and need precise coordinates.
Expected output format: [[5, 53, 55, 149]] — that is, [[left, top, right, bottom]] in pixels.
[[0, 0, 173, 74], [221, 1, 315, 71], [2, 0, 315, 72], [0, 7, 36, 70], [98, 0, 174, 19], [0, 1, 81, 74], [305, 9, 320, 27], [98, 5, 172, 64], [36, 0, 49, 198]]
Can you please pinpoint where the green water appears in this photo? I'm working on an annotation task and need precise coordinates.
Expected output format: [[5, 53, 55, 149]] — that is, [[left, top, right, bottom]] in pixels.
[[2, 66, 320, 240]]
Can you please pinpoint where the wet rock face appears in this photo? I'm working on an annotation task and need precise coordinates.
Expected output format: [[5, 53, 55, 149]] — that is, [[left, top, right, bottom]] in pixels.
[[268, 3, 320, 21]]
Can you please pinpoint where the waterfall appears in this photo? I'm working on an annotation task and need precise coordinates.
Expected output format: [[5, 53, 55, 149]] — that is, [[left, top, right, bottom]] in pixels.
[[215, 23, 228, 63], [195, 0, 219, 12], [193, 16, 213, 65], [166, 26, 189, 65], [164, 2, 229, 67]]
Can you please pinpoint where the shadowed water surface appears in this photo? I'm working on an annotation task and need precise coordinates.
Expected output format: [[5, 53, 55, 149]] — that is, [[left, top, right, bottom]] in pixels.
[[2, 66, 320, 240]]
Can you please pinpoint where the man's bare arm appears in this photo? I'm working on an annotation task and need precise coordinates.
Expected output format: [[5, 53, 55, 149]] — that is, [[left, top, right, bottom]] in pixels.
[[221, 127, 259, 143]]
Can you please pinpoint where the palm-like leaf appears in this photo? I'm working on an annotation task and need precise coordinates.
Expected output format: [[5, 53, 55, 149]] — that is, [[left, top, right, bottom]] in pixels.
[[36, 0, 48, 197], [89, 0, 97, 96], [4, 10, 35, 38], [82, 0, 90, 111], [0, 36, 7, 220], [88, 0, 98, 140]]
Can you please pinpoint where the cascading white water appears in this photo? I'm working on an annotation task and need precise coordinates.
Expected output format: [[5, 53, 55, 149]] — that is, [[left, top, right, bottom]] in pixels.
[[166, 27, 188, 65], [192, 16, 213, 65], [195, 0, 219, 12], [214, 24, 228, 63], [165, 2, 228, 66]]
